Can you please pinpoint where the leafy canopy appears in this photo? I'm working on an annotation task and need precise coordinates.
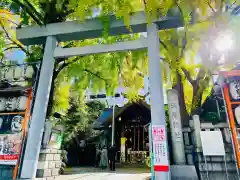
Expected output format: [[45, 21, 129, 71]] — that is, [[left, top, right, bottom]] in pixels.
[[60, 99, 105, 144], [1, 0, 240, 119]]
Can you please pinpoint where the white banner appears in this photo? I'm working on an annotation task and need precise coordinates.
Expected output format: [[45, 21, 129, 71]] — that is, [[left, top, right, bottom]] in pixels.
[[152, 125, 169, 171]]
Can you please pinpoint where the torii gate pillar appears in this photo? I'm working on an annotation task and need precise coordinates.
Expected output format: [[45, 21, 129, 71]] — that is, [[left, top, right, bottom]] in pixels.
[[20, 36, 57, 178]]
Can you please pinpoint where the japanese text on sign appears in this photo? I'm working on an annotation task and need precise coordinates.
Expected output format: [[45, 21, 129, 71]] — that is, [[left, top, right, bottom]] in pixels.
[[169, 103, 182, 141], [152, 126, 165, 141], [152, 125, 169, 171]]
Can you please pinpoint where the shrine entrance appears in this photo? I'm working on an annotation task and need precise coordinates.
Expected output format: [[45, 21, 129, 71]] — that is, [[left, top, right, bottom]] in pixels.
[[114, 102, 151, 165], [96, 102, 151, 166], [15, 11, 182, 179]]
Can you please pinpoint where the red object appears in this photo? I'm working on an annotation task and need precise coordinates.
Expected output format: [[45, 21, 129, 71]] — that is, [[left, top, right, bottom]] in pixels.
[[160, 135, 164, 141], [154, 165, 169, 172], [0, 155, 19, 160]]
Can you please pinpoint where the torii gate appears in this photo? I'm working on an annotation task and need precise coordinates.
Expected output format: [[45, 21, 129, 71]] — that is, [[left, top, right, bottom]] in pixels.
[[16, 11, 182, 180]]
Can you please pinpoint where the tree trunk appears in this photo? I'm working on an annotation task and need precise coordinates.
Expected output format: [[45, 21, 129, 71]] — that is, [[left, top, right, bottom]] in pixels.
[[191, 69, 211, 115], [173, 72, 190, 126], [46, 78, 55, 118], [191, 82, 202, 115], [46, 67, 58, 118]]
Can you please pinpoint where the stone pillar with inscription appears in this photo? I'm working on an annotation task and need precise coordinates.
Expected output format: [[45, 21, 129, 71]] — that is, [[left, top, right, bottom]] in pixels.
[[167, 89, 186, 164]]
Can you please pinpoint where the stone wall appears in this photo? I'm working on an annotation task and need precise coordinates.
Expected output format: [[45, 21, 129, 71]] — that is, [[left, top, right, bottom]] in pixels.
[[0, 149, 62, 180], [36, 149, 62, 179], [182, 115, 239, 180]]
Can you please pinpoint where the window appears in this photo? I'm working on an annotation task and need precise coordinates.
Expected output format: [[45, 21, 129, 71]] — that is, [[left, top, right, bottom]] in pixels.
[[90, 95, 97, 99], [97, 94, 106, 98]]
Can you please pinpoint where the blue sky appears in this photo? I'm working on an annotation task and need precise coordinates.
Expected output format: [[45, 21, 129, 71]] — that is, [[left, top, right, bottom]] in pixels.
[[6, 50, 25, 63]]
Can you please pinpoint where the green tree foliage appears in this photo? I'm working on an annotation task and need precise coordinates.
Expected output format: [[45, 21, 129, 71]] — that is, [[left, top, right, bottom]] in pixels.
[[0, 9, 25, 61], [60, 99, 105, 146], [1, 0, 239, 126]]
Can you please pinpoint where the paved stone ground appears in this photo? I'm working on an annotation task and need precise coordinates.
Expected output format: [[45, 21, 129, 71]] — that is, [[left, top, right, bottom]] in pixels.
[[36, 166, 150, 180], [48, 172, 150, 180], [35, 165, 150, 180]]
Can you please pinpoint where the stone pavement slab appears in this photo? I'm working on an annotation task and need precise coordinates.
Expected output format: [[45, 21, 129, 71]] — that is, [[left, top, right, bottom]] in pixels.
[[36, 172, 150, 180]]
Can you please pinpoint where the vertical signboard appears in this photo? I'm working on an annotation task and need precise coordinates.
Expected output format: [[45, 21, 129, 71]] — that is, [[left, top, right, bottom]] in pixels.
[[0, 114, 25, 165], [0, 133, 22, 165], [47, 126, 63, 150], [169, 103, 182, 141], [167, 89, 185, 164], [152, 125, 169, 171]]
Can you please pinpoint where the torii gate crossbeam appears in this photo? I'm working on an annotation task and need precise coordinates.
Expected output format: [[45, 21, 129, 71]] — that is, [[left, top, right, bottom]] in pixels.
[[16, 11, 183, 180]]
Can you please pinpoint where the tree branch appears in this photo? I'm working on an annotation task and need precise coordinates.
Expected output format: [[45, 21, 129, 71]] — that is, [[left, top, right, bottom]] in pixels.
[[54, 57, 80, 79], [175, 0, 187, 60], [181, 67, 194, 84], [83, 69, 107, 81], [196, 67, 207, 82], [143, 92, 150, 98], [162, 56, 195, 85], [22, 0, 44, 22], [228, 1, 236, 10], [62, 9, 75, 18], [208, 1, 216, 13], [6, 19, 19, 26], [0, 56, 4, 63], [12, 0, 43, 25], [4, 46, 19, 51], [0, 20, 31, 56], [54, 57, 107, 82], [159, 40, 168, 50], [63, 42, 75, 48]]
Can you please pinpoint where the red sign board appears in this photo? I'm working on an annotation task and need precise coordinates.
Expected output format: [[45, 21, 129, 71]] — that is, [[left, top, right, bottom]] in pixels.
[[0, 134, 22, 165], [152, 125, 169, 172]]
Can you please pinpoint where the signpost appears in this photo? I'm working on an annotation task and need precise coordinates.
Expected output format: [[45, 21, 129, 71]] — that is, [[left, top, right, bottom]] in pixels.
[[152, 125, 169, 172], [167, 89, 185, 164]]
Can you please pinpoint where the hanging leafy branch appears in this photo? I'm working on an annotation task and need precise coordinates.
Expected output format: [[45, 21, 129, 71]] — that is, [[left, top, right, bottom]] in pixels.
[[1, 0, 239, 125]]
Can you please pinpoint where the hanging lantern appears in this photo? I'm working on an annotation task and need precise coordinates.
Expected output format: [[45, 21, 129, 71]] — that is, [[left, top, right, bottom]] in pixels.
[[16, 96, 28, 111], [11, 115, 23, 133], [25, 66, 34, 79], [0, 98, 6, 112], [5, 67, 14, 82], [0, 117, 3, 129], [0, 67, 5, 82], [229, 80, 240, 100], [14, 66, 24, 80], [235, 105, 240, 125], [6, 97, 17, 111]]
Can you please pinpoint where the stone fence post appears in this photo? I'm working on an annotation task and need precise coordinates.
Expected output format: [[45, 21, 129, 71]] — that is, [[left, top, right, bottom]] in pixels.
[[191, 115, 202, 152], [188, 115, 238, 180]]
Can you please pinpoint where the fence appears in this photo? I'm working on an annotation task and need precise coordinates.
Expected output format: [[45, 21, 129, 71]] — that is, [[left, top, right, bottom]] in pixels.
[[181, 115, 239, 180]]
